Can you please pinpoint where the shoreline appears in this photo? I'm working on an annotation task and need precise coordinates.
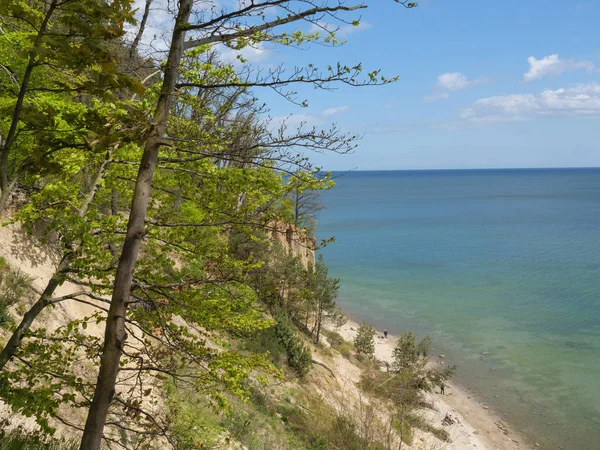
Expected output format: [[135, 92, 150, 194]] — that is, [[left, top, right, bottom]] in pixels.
[[332, 317, 534, 450]]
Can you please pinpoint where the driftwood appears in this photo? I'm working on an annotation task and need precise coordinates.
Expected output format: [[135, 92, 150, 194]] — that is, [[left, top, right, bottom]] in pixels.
[[311, 359, 337, 380]]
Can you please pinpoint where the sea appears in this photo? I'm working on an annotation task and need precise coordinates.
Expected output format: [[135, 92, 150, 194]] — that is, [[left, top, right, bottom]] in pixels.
[[316, 168, 600, 450]]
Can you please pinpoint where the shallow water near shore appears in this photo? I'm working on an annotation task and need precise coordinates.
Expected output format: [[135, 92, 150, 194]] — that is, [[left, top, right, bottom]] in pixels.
[[317, 168, 600, 450]]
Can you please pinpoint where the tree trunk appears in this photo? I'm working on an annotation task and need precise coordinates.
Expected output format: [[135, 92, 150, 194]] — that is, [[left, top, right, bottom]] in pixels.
[[129, 0, 153, 58], [0, 252, 72, 369], [314, 299, 323, 344], [294, 189, 300, 226], [0, 0, 57, 215], [78, 2, 192, 448]]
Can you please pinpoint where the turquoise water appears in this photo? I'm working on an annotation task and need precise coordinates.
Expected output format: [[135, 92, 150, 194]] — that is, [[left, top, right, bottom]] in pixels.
[[316, 169, 600, 450]]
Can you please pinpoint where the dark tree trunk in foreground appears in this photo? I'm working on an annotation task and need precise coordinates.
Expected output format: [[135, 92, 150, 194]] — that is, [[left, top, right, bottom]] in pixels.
[[78, 1, 193, 448]]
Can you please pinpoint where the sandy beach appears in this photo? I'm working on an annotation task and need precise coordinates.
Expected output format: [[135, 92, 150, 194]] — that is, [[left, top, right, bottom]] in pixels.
[[334, 318, 534, 450]]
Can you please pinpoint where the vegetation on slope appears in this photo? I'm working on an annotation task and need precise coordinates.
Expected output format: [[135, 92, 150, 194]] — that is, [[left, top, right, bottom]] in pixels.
[[0, 0, 448, 448]]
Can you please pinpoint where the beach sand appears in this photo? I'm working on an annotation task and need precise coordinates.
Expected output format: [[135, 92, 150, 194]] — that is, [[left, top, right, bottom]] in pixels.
[[334, 319, 534, 450]]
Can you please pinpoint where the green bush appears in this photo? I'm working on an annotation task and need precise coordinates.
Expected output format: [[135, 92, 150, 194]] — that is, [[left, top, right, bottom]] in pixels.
[[323, 329, 353, 357], [273, 315, 312, 377], [222, 400, 308, 450], [309, 436, 328, 450], [391, 416, 414, 446], [244, 313, 312, 377], [0, 262, 33, 326], [164, 378, 222, 450], [403, 413, 450, 442], [244, 326, 288, 367], [329, 415, 386, 450]]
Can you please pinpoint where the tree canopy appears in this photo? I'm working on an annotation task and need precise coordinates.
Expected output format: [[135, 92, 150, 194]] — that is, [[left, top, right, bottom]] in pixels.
[[0, 1, 416, 448]]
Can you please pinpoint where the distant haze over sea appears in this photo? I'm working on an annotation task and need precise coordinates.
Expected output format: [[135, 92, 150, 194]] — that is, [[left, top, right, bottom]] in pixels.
[[317, 168, 600, 450]]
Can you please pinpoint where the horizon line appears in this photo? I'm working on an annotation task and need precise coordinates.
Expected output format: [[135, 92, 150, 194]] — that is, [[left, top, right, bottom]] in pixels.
[[326, 166, 600, 172]]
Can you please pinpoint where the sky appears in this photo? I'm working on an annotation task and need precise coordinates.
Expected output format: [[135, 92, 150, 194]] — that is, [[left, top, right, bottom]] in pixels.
[[133, 0, 600, 170]]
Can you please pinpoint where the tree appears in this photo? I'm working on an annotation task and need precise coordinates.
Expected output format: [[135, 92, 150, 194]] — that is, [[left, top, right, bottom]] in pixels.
[[286, 171, 332, 231], [354, 323, 376, 358], [391, 332, 420, 374], [0, 0, 418, 446], [310, 255, 341, 344], [392, 332, 456, 392], [0, 0, 140, 212], [79, 1, 406, 446]]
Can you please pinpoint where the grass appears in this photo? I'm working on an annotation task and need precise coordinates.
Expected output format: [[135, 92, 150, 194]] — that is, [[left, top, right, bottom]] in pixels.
[[322, 329, 353, 357], [0, 430, 77, 450], [404, 413, 451, 442], [0, 259, 33, 326]]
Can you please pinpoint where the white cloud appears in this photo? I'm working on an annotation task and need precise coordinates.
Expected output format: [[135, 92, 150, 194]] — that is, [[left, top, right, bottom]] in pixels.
[[425, 72, 486, 101], [523, 54, 596, 82], [461, 83, 600, 123], [437, 72, 472, 91], [217, 44, 271, 65], [322, 105, 349, 116]]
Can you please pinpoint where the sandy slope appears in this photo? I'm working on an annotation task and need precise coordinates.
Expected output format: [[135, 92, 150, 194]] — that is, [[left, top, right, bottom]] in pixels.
[[335, 319, 533, 450], [0, 222, 105, 335]]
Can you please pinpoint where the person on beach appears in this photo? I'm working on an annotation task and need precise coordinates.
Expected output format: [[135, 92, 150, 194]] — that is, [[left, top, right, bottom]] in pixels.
[[440, 382, 445, 395], [383, 329, 388, 339]]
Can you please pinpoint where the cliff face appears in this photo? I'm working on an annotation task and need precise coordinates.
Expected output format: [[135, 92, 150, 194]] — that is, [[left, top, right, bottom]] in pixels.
[[269, 222, 316, 269]]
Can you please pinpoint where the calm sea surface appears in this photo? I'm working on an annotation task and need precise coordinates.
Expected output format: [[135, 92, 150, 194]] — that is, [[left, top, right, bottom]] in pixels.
[[316, 169, 600, 450]]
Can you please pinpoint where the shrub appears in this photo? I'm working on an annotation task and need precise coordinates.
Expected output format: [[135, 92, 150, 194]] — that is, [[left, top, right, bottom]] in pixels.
[[403, 413, 450, 442], [309, 436, 329, 450], [164, 378, 222, 450], [354, 323, 376, 358], [323, 329, 353, 357], [0, 262, 33, 326], [273, 314, 312, 377], [244, 326, 288, 367], [243, 314, 312, 377], [329, 415, 386, 450]]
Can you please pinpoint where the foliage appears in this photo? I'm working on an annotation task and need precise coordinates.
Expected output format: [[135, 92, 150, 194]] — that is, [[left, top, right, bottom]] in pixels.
[[306, 255, 342, 344], [323, 329, 353, 357], [273, 314, 312, 377], [416, 334, 432, 358], [392, 331, 420, 373], [391, 332, 456, 392], [359, 333, 458, 446], [0, 0, 416, 446], [0, 259, 32, 325], [243, 326, 289, 368], [164, 378, 222, 450], [402, 413, 451, 442], [282, 171, 333, 231], [354, 323, 376, 357]]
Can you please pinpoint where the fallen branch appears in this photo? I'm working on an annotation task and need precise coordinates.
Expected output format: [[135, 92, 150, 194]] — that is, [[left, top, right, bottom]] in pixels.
[[311, 359, 336, 380]]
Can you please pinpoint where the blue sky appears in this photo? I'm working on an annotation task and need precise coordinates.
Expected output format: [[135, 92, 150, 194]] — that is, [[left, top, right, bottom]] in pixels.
[[134, 0, 600, 170], [255, 0, 600, 170]]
